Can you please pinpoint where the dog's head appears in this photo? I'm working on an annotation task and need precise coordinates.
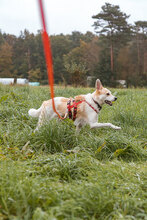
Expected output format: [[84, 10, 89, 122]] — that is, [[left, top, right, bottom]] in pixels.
[[93, 79, 117, 106]]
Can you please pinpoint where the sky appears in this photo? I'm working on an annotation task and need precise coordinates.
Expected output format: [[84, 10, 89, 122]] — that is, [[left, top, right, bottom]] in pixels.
[[0, 0, 147, 36]]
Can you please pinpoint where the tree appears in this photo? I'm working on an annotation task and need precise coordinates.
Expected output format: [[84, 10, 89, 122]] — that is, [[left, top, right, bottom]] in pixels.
[[63, 39, 100, 79], [93, 47, 112, 86], [116, 45, 135, 83], [0, 42, 13, 77], [50, 34, 72, 83], [28, 68, 41, 82], [92, 3, 131, 80], [134, 21, 147, 81], [35, 31, 47, 83], [135, 21, 147, 35], [116, 21, 147, 86], [0, 31, 5, 45], [64, 62, 88, 86]]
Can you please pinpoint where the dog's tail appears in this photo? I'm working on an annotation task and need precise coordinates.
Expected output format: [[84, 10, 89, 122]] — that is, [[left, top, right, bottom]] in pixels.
[[28, 107, 42, 118]]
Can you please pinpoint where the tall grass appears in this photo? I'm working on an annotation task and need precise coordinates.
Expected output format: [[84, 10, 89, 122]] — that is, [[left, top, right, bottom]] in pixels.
[[0, 85, 146, 219]]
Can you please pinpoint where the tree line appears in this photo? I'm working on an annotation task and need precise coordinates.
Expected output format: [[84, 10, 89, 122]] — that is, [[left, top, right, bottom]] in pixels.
[[0, 3, 146, 87]]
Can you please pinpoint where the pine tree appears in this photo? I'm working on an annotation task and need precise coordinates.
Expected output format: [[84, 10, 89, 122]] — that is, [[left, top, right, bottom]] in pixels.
[[92, 3, 131, 81]]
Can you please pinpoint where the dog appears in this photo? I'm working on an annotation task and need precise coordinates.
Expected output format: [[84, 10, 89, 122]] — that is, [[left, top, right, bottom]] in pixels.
[[28, 79, 121, 132]]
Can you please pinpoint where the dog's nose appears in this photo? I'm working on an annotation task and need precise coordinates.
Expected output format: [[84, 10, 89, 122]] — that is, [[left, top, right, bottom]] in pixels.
[[114, 97, 117, 101]]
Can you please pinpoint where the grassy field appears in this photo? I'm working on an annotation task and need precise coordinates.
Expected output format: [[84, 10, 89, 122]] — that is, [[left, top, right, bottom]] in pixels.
[[0, 85, 146, 220]]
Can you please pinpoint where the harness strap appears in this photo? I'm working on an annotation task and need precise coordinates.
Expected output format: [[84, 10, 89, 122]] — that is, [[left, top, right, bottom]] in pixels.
[[85, 100, 99, 114], [67, 98, 101, 121], [67, 99, 73, 119]]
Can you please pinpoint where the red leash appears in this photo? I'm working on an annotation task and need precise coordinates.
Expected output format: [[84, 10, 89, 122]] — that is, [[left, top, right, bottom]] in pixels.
[[38, 0, 64, 120]]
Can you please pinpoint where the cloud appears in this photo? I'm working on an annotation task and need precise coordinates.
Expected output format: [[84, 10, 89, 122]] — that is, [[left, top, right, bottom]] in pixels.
[[0, 0, 146, 36]]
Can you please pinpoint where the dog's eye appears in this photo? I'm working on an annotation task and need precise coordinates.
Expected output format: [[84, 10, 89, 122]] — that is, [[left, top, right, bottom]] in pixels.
[[106, 93, 110, 96]]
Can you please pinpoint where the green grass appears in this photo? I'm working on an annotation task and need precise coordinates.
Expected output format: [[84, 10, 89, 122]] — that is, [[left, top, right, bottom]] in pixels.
[[0, 85, 147, 220]]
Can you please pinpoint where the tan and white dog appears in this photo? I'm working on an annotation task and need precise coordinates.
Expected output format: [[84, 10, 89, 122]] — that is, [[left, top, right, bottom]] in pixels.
[[28, 79, 121, 132]]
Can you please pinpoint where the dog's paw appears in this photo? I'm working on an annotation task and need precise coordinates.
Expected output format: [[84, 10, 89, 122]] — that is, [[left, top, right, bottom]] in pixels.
[[114, 126, 121, 130]]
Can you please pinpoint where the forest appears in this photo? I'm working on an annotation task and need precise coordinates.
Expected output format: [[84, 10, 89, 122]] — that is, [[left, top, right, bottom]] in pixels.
[[0, 3, 147, 87]]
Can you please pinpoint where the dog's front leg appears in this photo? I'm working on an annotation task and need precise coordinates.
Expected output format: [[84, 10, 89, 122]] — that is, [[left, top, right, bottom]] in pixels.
[[90, 122, 121, 130]]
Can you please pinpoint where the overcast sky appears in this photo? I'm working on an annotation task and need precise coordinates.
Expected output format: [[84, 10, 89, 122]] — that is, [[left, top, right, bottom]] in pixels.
[[0, 0, 147, 36]]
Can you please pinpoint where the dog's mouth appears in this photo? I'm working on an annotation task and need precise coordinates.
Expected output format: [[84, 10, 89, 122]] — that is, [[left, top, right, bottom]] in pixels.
[[105, 100, 112, 106]]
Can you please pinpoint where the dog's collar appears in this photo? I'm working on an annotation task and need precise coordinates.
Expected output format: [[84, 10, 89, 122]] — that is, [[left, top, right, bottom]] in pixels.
[[92, 98, 102, 111]]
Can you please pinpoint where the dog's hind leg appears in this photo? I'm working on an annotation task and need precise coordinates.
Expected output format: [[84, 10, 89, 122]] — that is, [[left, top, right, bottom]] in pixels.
[[75, 120, 86, 134], [34, 106, 47, 132], [34, 103, 58, 132], [76, 124, 82, 134]]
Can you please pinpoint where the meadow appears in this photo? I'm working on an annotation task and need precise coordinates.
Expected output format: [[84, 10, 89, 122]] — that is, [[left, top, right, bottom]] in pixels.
[[0, 84, 146, 220]]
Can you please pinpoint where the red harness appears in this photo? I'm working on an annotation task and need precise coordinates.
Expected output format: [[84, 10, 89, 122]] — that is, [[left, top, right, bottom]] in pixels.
[[67, 99, 100, 121]]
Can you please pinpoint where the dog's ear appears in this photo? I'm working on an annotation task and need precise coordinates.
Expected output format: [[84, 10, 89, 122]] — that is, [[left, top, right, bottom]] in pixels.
[[95, 79, 103, 90]]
